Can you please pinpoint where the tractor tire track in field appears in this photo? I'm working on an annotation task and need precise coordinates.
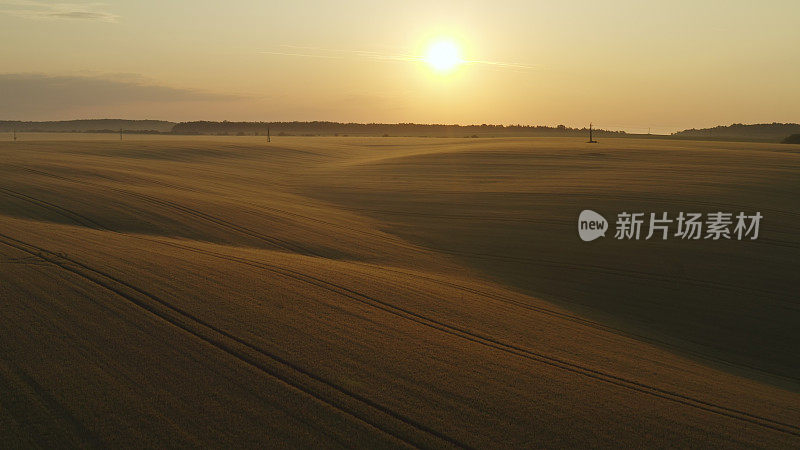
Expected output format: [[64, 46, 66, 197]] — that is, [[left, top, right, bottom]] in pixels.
[[0, 355, 101, 447], [322, 187, 800, 220], [339, 207, 799, 249], [0, 187, 107, 231], [2, 174, 789, 302], [354, 263, 800, 384], [4, 179, 781, 382], [425, 246, 792, 301], [2, 183, 798, 383], [121, 236, 800, 438], [3, 167, 799, 436], [1, 180, 755, 380], [0, 233, 469, 449], [5, 165, 320, 257]]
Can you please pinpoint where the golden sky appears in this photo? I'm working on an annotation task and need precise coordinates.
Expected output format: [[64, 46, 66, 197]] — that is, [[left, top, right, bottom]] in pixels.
[[1, 0, 798, 133]]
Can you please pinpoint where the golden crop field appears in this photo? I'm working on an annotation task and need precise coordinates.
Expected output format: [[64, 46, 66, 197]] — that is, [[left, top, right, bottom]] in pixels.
[[1, 135, 798, 447]]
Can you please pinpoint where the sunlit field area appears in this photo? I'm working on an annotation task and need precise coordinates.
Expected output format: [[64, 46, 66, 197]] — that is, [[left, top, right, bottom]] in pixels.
[[1, 135, 798, 447]]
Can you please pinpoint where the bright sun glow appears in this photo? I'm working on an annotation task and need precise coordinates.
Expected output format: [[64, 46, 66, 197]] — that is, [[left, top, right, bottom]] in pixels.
[[425, 40, 462, 72]]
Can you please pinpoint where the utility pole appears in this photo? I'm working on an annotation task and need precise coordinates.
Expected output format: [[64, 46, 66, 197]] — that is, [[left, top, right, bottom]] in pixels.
[[267, 127, 271, 143], [589, 123, 592, 142], [12, 129, 16, 141], [120, 128, 123, 141], [587, 123, 597, 143]]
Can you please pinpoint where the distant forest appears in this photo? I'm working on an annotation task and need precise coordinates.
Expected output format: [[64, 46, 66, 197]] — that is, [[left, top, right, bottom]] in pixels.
[[0, 119, 174, 133], [3, 120, 799, 141], [171, 121, 629, 137], [672, 123, 800, 141], [0, 120, 626, 138]]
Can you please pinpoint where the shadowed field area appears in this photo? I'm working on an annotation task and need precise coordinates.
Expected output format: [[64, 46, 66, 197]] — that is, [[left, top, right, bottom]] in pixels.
[[0, 135, 798, 447]]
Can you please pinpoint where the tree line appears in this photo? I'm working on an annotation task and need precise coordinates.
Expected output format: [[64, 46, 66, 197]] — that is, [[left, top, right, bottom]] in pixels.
[[170, 121, 627, 137]]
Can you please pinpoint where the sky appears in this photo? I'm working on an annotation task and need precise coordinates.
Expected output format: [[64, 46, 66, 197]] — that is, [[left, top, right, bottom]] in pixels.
[[0, 0, 798, 133]]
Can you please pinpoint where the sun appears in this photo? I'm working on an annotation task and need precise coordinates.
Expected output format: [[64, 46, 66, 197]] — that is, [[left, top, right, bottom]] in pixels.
[[425, 40, 462, 73]]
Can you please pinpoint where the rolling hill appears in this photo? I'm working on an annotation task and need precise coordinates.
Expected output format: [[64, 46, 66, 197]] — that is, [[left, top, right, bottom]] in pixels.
[[0, 135, 798, 447]]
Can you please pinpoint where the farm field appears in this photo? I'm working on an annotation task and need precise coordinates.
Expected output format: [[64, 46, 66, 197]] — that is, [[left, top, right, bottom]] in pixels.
[[0, 135, 798, 447]]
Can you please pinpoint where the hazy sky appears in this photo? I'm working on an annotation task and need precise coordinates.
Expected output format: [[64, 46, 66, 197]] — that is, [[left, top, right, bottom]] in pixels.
[[1, 0, 798, 132]]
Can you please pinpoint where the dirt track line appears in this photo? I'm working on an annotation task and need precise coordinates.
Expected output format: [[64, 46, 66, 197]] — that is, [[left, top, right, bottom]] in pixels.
[[426, 246, 792, 301], [0, 187, 106, 230], [322, 188, 800, 219], [11, 169, 772, 378], [3, 181, 797, 382], [0, 233, 469, 450], [342, 207, 566, 224], [7, 165, 320, 257], [0, 355, 101, 447], [4, 167, 799, 434], [150, 194, 797, 378], [141, 238, 800, 438], [10, 164, 788, 300], [242, 199, 418, 247], [356, 263, 800, 384], [121, 191, 320, 256], [338, 208, 799, 249]]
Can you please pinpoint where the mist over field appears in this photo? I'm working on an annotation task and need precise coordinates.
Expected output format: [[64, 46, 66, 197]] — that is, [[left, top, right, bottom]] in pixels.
[[0, 134, 798, 447], [2, 0, 800, 447]]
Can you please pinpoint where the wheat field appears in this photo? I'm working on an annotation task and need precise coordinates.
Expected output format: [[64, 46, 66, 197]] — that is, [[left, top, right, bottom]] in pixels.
[[1, 135, 798, 447]]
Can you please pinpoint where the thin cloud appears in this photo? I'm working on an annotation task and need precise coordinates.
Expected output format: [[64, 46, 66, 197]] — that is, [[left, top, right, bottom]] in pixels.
[[258, 51, 340, 60], [0, 1, 119, 22], [259, 44, 539, 71], [465, 59, 539, 70], [0, 73, 240, 118]]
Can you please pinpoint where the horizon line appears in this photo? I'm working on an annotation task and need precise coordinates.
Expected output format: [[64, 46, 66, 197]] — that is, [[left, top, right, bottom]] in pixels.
[[2, 119, 798, 134]]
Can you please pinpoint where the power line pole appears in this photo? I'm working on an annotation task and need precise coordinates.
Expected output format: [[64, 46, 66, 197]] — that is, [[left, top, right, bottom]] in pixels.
[[12, 129, 16, 141], [120, 128, 123, 141], [267, 127, 271, 143], [587, 123, 597, 143]]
